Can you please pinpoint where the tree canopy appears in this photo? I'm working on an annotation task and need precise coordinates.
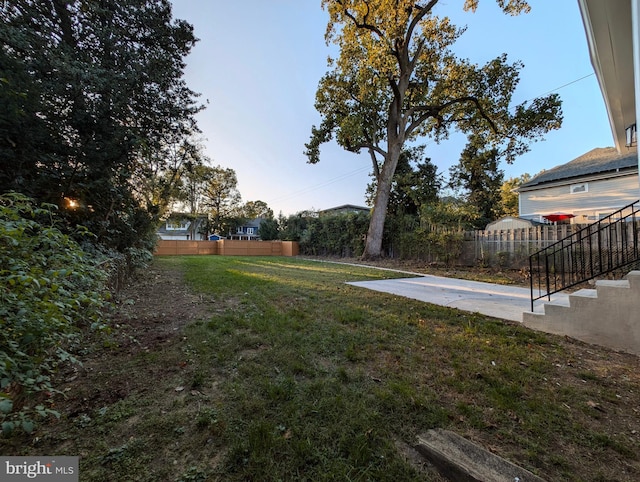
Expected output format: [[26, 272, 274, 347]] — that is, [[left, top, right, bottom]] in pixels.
[[0, 0, 202, 251], [449, 134, 504, 228], [500, 173, 531, 216], [201, 166, 243, 236], [306, 0, 562, 258]]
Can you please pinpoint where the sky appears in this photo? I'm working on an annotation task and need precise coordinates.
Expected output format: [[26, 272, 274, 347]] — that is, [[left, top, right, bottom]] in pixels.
[[168, 0, 614, 216]]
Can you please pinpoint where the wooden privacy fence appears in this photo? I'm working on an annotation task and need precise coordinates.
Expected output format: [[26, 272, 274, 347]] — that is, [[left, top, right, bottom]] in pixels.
[[467, 224, 596, 268], [155, 239, 300, 257], [466, 221, 640, 268]]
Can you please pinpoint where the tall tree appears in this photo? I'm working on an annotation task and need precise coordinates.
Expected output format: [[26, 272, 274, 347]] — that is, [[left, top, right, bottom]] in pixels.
[[306, 0, 562, 258], [132, 138, 204, 220], [180, 162, 215, 215], [0, 0, 202, 251], [202, 166, 243, 235], [242, 200, 274, 220], [449, 135, 503, 228]]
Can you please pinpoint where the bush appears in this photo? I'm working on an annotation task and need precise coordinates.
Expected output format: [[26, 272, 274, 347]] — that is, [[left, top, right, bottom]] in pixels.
[[299, 212, 369, 257], [425, 230, 464, 266], [0, 193, 108, 435]]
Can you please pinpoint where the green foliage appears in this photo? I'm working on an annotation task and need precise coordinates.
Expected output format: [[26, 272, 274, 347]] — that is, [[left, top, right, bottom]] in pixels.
[[420, 198, 480, 231], [381, 213, 464, 264], [449, 135, 504, 228], [201, 165, 243, 235], [300, 212, 370, 257], [278, 212, 314, 242], [242, 200, 274, 220], [257, 218, 280, 241], [367, 146, 442, 217], [0, 193, 107, 435], [423, 230, 465, 266], [0, 0, 202, 252], [500, 173, 531, 217]]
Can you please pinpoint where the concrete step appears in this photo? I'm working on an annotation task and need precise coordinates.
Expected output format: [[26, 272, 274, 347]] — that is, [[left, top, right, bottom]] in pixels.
[[522, 270, 640, 355], [567, 289, 598, 310], [624, 270, 640, 290], [522, 311, 544, 323], [570, 288, 598, 298], [595, 279, 629, 288], [415, 429, 546, 482], [539, 300, 571, 317]]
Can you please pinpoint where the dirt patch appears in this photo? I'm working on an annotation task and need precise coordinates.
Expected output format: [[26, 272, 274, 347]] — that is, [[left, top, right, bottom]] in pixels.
[[45, 263, 217, 424], [110, 263, 214, 351]]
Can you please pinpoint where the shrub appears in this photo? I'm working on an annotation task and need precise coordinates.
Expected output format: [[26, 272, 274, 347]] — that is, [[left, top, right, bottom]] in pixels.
[[0, 193, 107, 434], [299, 212, 369, 257]]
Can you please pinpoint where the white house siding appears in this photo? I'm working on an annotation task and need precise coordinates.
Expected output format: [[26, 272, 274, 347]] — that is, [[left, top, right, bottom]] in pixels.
[[519, 173, 640, 222]]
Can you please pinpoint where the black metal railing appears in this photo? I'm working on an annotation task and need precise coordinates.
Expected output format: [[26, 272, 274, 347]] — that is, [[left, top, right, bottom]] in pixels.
[[529, 201, 640, 311]]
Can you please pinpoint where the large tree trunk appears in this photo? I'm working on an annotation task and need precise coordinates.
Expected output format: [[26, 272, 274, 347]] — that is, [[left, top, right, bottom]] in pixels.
[[362, 145, 402, 259], [363, 182, 390, 259]]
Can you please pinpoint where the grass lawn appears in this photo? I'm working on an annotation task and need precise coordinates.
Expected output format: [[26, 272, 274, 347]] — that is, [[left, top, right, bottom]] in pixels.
[[2, 256, 639, 481]]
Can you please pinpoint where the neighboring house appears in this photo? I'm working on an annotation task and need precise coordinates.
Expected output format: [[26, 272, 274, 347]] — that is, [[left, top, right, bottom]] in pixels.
[[228, 218, 264, 240], [157, 214, 207, 240], [319, 204, 370, 217], [516, 147, 639, 223]]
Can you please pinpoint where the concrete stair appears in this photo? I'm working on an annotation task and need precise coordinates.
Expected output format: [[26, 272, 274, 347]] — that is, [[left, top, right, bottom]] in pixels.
[[523, 271, 640, 355]]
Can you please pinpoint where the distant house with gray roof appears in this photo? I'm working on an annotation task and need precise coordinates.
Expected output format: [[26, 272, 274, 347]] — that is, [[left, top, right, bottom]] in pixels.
[[517, 147, 639, 223], [318, 204, 370, 217]]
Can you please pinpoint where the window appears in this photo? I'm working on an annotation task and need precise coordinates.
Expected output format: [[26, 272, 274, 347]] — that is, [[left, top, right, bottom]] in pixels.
[[166, 220, 189, 230], [247, 228, 254, 235], [570, 183, 588, 194]]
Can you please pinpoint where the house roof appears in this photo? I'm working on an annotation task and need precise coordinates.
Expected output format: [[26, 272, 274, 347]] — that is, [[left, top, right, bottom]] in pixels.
[[319, 204, 370, 213], [518, 147, 638, 190]]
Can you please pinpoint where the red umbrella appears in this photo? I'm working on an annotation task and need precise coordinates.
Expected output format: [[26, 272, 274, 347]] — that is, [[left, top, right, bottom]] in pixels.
[[543, 213, 575, 222]]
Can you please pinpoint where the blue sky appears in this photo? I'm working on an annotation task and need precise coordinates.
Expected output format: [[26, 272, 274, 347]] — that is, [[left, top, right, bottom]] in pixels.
[[169, 1, 613, 216]]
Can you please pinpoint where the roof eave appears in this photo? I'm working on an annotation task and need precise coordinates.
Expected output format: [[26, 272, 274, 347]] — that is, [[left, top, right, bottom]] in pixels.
[[577, 0, 635, 152]]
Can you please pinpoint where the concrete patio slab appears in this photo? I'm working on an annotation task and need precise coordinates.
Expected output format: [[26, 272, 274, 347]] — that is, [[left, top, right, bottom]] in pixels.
[[347, 275, 569, 322]]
